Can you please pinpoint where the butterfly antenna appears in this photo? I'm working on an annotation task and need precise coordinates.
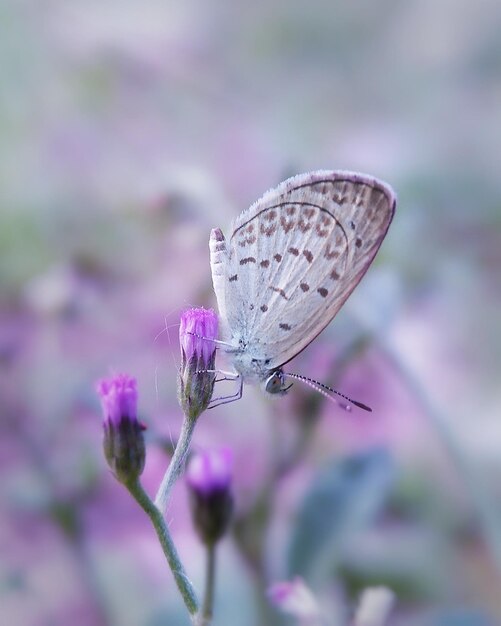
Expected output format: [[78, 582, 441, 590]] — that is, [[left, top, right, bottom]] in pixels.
[[185, 331, 234, 349], [285, 373, 372, 412]]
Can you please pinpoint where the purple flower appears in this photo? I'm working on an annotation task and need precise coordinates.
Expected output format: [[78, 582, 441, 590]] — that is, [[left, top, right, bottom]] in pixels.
[[179, 307, 218, 366], [186, 448, 234, 546], [186, 447, 233, 495], [97, 374, 138, 427], [96, 374, 145, 484], [178, 307, 218, 420]]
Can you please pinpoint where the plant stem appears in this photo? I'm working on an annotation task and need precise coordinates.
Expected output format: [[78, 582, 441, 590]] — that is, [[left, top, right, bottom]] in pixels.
[[126, 479, 199, 618], [200, 543, 216, 625], [155, 416, 197, 512]]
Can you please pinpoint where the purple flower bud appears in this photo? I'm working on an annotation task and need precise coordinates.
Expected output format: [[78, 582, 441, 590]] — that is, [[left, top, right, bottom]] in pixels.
[[97, 374, 138, 427], [96, 374, 145, 484], [180, 307, 219, 366], [178, 307, 218, 420], [186, 447, 233, 495], [186, 448, 234, 546]]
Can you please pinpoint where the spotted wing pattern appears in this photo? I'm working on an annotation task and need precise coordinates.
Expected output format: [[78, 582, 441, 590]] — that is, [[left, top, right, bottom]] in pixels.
[[210, 170, 396, 370]]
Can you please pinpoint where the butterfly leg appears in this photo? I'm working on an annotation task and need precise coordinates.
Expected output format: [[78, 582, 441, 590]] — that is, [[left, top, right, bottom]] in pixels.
[[195, 368, 239, 382], [194, 368, 243, 406], [207, 374, 243, 409]]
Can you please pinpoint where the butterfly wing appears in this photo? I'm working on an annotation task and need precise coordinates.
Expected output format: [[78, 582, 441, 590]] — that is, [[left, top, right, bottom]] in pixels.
[[210, 170, 396, 369]]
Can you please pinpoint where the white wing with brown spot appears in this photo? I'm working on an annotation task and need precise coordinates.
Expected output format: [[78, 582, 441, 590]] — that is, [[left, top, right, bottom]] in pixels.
[[210, 170, 396, 377]]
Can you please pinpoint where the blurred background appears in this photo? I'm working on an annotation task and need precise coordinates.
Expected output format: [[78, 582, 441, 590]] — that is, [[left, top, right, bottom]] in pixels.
[[1, 1, 500, 625]]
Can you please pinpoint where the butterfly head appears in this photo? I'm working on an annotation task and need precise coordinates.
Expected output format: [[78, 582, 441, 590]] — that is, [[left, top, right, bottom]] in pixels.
[[264, 368, 293, 396]]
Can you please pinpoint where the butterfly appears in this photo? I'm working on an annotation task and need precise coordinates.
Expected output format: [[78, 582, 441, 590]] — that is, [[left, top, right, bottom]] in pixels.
[[209, 170, 396, 410]]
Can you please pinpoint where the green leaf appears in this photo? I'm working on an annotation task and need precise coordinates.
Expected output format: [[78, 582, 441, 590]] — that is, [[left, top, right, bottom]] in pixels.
[[287, 448, 394, 582]]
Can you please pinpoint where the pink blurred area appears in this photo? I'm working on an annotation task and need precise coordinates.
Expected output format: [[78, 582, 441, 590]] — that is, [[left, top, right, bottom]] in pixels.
[[1, 1, 500, 625]]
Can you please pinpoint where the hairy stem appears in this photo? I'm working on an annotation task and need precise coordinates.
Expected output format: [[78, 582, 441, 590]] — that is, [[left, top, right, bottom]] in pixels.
[[155, 416, 197, 512], [126, 479, 199, 617]]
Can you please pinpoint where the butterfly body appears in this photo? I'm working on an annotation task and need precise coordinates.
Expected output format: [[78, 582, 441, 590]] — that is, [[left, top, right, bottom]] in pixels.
[[210, 170, 396, 398]]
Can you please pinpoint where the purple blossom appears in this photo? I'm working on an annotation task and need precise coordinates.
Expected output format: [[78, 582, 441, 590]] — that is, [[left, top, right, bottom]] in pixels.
[[96, 374, 145, 483], [178, 308, 218, 420], [186, 448, 233, 496], [96, 374, 138, 426], [179, 307, 218, 366], [186, 448, 234, 545]]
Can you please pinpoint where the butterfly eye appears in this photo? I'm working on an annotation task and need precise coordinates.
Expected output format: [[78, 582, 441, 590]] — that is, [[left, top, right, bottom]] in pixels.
[[265, 370, 286, 394]]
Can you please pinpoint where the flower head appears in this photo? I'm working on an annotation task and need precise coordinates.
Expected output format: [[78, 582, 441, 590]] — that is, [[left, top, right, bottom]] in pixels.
[[96, 374, 145, 484], [97, 374, 138, 427], [178, 307, 218, 420], [180, 307, 219, 366], [186, 447, 233, 495], [186, 448, 234, 546]]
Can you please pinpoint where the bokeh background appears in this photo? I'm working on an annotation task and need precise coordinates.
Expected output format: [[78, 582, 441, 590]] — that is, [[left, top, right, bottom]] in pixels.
[[1, 1, 500, 625]]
